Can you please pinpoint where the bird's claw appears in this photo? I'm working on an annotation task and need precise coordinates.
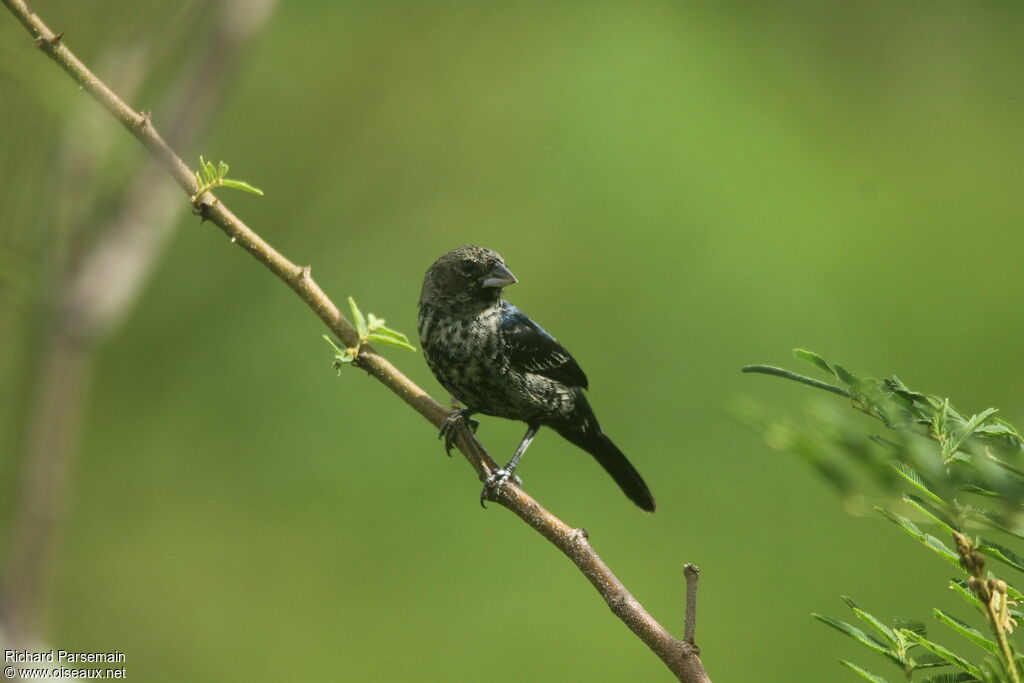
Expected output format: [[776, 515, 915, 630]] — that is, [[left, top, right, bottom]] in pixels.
[[479, 469, 522, 508], [438, 409, 478, 456]]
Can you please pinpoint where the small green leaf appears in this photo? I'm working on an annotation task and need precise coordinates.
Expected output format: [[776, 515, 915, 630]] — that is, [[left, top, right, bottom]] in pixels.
[[793, 348, 834, 376], [833, 364, 859, 387], [323, 334, 357, 372], [322, 334, 344, 355], [839, 660, 890, 683], [219, 178, 265, 196], [933, 609, 998, 655], [201, 156, 215, 182], [348, 296, 368, 339], [367, 330, 416, 351], [366, 325, 410, 342]]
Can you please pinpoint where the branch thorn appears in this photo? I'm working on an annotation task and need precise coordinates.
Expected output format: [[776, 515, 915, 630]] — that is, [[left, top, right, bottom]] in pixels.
[[34, 31, 63, 48]]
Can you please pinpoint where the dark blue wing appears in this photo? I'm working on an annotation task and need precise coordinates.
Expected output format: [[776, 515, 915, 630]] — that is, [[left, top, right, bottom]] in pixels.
[[500, 305, 589, 389]]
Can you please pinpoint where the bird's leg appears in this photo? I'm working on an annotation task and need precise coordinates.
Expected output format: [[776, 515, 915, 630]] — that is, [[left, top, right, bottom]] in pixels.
[[438, 407, 478, 457], [480, 424, 538, 507]]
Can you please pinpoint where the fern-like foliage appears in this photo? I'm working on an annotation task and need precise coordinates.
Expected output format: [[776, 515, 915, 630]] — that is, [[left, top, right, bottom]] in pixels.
[[743, 350, 1024, 682]]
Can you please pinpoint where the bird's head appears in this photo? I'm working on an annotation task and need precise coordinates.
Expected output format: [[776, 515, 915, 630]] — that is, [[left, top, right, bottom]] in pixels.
[[419, 246, 517, 313]]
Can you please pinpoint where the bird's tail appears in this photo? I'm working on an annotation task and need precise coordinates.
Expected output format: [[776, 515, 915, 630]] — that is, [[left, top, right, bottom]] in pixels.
[[555, 420, 656, 513]]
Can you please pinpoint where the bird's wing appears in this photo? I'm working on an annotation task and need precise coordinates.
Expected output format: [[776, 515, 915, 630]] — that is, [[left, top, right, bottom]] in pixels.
[[500, 306, 589, 389]]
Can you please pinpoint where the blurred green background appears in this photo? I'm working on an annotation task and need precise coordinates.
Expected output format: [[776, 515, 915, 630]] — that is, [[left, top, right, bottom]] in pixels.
[[2, 1, 1023, 680]]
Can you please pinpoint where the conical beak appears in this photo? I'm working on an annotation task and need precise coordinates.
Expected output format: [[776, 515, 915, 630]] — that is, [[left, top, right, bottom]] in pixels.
[[481, 263, 518, 289]]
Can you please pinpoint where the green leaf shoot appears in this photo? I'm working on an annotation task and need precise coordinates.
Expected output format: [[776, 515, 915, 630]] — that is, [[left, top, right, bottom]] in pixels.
[[326, 297, 416, 370], [191, 155, 264, 203], [348, 296, 368, 339]]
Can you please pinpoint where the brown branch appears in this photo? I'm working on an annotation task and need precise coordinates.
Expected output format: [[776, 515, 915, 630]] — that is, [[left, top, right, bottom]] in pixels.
[[1, 2, 711, 679]]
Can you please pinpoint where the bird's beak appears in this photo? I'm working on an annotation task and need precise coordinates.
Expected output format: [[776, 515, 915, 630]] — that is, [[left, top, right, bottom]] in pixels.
[[481, 263, 518, 289]]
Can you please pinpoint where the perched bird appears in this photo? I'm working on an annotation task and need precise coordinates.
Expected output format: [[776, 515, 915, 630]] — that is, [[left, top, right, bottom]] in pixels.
[[417, 245, 655, 511]]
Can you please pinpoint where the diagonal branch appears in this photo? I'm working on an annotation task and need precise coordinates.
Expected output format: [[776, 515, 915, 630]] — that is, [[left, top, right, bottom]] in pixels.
[[2, 2, 711, 679]]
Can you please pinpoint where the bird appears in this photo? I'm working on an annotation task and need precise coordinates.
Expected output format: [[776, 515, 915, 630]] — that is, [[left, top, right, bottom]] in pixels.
[[417, 245, 655, 511]]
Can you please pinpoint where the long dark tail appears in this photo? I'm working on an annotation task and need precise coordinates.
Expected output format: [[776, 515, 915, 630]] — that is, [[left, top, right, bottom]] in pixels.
[[555, 412, 656, 512]]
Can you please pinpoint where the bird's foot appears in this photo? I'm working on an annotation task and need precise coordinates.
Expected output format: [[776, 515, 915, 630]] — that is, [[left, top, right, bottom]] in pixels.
[[479, 469, 523, 508], [438, 408, 478, 456]]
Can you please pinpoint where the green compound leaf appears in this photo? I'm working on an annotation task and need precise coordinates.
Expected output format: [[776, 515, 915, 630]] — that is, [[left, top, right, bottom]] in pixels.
[[949, 580, 985, 614], [889, 461, 947, 508], [877, 507, 962, 570], [911, 652, 954, 670], [902, 495, 958, 537], [921, 673, 982, 683], [933, 609, 998, 655], [964, 505, 1024, 540], [975, 540, 1024, 575], [814, 614, 903, 666], [849, 605, 902, 650], [900, 630, 982, 679], [840, 660, 890, 683]]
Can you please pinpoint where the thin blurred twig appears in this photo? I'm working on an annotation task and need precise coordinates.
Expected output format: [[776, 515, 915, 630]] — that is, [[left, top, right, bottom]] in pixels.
[[1, 0, 278, 643], [1, 2, 711, 679]]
